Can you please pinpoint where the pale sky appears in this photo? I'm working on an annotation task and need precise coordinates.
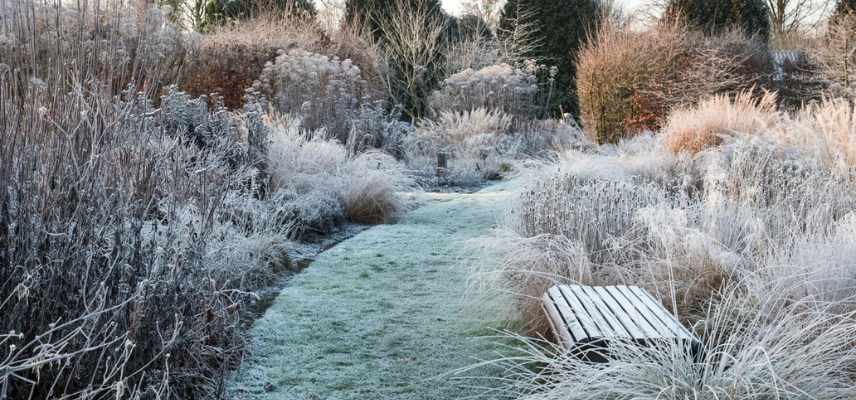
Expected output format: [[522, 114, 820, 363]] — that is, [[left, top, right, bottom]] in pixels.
[[440, 0, 646, 16]]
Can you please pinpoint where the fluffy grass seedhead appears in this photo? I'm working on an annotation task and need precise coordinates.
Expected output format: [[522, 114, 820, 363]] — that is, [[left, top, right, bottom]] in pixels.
[[782, 98, 856, 172], [663, 90, 780, 154]]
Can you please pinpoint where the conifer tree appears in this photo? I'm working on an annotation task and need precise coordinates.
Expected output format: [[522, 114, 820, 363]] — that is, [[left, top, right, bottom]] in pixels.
[[665, 0, 771, 41], [498, 0, 603, 117]]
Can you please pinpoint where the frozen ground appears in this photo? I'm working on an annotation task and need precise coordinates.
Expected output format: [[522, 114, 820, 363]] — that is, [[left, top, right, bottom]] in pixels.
[[228, 180, 521, 400]]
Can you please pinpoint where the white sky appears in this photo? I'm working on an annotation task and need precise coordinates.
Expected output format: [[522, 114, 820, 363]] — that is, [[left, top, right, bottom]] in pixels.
[[440, 0, 646, 15]]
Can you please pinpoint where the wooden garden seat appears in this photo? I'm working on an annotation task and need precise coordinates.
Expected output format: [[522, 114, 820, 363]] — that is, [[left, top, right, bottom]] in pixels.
[[542, 284, 700, 361]]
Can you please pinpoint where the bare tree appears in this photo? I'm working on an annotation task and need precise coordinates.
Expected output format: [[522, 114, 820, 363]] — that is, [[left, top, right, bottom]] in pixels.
[[767, 0, 833, 40], [811, 12, 856, 102], [495, 1, 543, 65], [462, 0, 503, 29], [378, 0, 447, 119]]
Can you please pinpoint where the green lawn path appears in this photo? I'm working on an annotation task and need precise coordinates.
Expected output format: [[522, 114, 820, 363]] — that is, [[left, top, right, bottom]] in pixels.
[[228, 181, 520, 400]]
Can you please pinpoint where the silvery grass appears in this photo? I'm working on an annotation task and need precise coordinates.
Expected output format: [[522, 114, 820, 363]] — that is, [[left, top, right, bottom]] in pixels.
[[484, 132, 856, 316], [266, 115, 415, 233], [478, 277, 856, 400], [405, 109, 585, 187]]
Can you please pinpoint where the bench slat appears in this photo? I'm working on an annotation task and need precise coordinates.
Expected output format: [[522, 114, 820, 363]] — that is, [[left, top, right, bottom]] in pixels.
[[557, 285, 603, 338], [612, 286, 675, 338], [591, 286, 649, 339], [543, 284, 701, 358], [604, 286, 663, 338], [543, 291, 574, 347], [628, 286, 695, 340], [575, 285, 632, 338], [547, 286, 588, 342]]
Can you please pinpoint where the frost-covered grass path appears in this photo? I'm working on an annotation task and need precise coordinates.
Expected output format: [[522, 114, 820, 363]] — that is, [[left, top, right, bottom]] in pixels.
[[228, 181, 519, 400]]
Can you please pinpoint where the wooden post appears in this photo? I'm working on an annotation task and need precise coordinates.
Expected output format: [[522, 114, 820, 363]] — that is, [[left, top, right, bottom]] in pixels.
[[436, 152, 447, 177]]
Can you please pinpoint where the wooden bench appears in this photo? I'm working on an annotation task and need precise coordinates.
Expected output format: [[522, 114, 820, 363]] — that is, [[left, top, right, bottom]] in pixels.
[[542, 284, 700, 361]]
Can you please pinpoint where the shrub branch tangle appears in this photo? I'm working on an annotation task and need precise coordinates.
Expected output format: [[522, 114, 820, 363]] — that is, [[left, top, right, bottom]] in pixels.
[[576, 21, 773, 143], [344, 0, 452, 120]]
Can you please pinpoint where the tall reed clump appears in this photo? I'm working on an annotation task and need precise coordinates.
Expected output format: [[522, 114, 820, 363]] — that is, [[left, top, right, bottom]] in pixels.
[[577, 21, 773, 144], [0, 1, 410, 398], [0, 3, 191, 96]]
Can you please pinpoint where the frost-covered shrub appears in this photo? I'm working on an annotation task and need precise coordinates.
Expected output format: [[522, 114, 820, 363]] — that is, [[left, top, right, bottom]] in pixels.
[[577, 22, 773, 144], [406, 108, 514, 184], [0, 79, 292, 399], [510, 173, 670, 265], [443, 33, 500, 75], [428, 63, 538, 117], [768, 213, 856, 307], [702, 137, 856, 245], [182, 14, 328, 109], [469, 89, 856, 399], [479, 122, 856, 339], [258, 48, 373, 143], [0, 1, 410, 398], [347, 102, 414, 157], [344, 152, 413, 224], [406, 109, 586, 186], [415, 108, 513, 150]]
